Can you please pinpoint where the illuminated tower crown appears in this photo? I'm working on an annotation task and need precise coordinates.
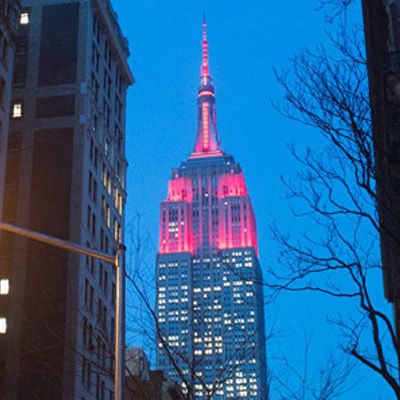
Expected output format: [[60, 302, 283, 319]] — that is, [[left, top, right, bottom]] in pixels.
[[159, 18, 258, 256], [191, 17, 222, 157]]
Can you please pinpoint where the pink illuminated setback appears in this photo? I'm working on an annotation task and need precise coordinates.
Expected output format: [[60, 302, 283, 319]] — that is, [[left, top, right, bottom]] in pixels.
[[217, 172, 258, 255], [167, 176, 193, 202], [159, 201, 193, 254], [159, 171, 258, 256], [159, 177, 193, 254], [218, 172, 247, 198]]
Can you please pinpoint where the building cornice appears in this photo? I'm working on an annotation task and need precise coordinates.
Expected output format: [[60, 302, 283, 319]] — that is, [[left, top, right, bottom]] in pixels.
[[94, 0, 134, 85]]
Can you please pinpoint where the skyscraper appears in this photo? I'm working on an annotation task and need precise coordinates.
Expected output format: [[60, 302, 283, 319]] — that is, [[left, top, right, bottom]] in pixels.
[[0, 0, 20, 219], [362, 0, 400, 339], [156, 20, 267, 400], [0, 1, 133, 399]]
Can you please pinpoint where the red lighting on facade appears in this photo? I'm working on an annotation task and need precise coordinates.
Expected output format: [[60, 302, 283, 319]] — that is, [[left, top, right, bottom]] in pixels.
[[218, 172, 247, 198], [167, 177, 193, 202], [159, 171, 258, 256], [201, 18, 209, 78], [202, 102, 210, 151], [198, 90, 215, 97], [189, 150, 223, 159]]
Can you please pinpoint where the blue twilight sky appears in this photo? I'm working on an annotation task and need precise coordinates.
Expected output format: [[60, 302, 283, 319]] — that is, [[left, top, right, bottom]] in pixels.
[[112, 1, 392, 398]]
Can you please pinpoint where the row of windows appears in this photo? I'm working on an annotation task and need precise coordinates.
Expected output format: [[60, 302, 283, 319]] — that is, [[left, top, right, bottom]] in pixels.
[[84, 275, 116, 312], [83, 288, 115, 339], [87, 205, 122, 248], [89, 106, 124, 175], [90, 253, 112, 289], [101, 162, 124, 214], [91, 33, 125, 162], [81, 357, 113, 400], [93, 16, 125, 96], [90, 91, 125, 164]]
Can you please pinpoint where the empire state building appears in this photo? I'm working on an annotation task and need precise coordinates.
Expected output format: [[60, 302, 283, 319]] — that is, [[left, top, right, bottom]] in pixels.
[[156, 20, 267, 400]]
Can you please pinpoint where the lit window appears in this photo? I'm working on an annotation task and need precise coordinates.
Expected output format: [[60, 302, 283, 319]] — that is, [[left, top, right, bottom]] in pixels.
[[0, 318, 6, 334], [0, 279, 9, 295], [20, 12, 29, 25], [12, 102, 23, 118]]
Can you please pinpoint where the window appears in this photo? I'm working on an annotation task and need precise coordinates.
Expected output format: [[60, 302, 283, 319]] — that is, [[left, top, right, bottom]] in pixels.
[[88, 323, 93, 350], [103, 271, 108, 294], [101, 380, 105, 400], [89, 138, 94, 161], [99, 263, 103, 286], [0, 317, 6, 333], [91, 214, 96, 237], [112, 283, 116, 306], [0, 279, 9, 295], [105, 138, 110, 157], [89, 286, 94, 312], [20, 12, 29, 25], [87, 362, 92, 390], [113, 218, 118, 241], [93, 114, 98, 132], [97, 299, 102, 322], [87, 205, 91, 230], [0, 78, 5, 106], [102, 306, 107, 330], [88, 172, 97, 203], [103, 101, 110, 128], [86, 206, 96, 238], [83, 317, 88, 346], [106, 172, 111, 194], [84, 279, 89, 305], [93, 180, 97, 203], [106, 204, 110, 227], [116, 126, 123, 153], [96, 373, 100, 399], [92, 43, 99, 72], [12, 102, 23, 118], [81, 358, 87, 385], [91, 73, 99, 102], [2, 39, 8, 64], [100, 229, 105, 251], [105, 236, 109, 254], [102, 164, 107, 187], [94, 146, 98, 169], [88, 171, 93, 196]]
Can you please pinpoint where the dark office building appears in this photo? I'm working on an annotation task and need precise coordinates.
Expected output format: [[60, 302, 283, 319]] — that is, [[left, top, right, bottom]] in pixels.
[[0, 1, 133, 399], [0, 0, 20, 218], [362, 0, 400, 337]]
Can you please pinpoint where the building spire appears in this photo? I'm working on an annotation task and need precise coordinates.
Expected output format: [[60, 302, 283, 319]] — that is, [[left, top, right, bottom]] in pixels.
[[191, 17, 222, 158], [201, 15, 209, 82]]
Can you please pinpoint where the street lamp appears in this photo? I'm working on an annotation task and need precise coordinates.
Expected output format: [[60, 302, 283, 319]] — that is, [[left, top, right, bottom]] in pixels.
[[0, 221, 125, 400]]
